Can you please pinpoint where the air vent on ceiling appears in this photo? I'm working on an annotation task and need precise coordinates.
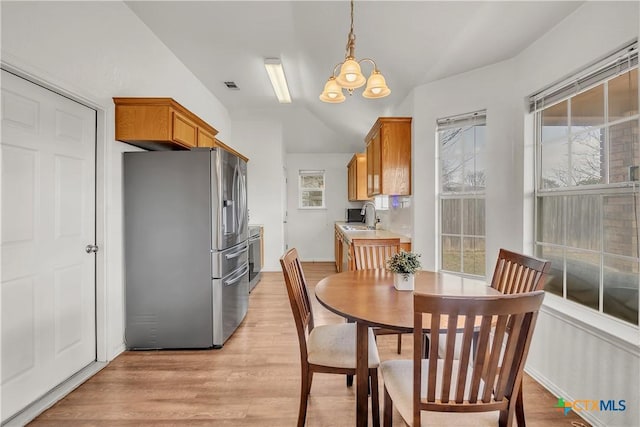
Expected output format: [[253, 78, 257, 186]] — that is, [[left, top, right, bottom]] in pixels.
[[224, 81, 239, 90]]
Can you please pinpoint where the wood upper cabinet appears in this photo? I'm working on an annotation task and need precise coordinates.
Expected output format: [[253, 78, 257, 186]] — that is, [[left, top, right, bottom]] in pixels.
[[114, 98, 212, 150], [113, 97, 248, 162], [172, 110, 199, 147], [197, 127, 217, 148], [347, 153, 370, 201], [365, 117, 412, 197]]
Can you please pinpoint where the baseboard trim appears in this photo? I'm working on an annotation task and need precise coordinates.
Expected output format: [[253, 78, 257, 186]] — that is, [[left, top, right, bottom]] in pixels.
[[525, 366, 603, 427], [2, 361, 107, 426]]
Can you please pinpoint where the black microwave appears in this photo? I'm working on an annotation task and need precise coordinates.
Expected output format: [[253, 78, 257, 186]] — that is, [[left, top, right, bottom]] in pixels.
[[346, 208, 365, 223]]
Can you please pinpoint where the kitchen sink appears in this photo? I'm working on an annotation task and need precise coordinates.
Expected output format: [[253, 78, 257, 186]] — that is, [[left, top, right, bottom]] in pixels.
[[342, 225, 372, 231]]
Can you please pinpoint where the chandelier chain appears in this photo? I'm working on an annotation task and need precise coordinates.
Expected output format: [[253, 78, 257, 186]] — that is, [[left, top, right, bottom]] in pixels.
[[350, 0, 354, 34], [319, 0, 390, 102]]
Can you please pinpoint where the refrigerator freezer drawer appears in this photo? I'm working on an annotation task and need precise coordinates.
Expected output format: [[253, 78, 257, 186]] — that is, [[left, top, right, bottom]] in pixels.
[[212, 262, 249, 346], [212, 242, 249, 279]]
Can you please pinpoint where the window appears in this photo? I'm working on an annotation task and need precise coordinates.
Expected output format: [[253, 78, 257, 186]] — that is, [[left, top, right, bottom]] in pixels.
[[532, 42, 639, 326], [298, 170, 325, 209], [438, 111, 486, 277]]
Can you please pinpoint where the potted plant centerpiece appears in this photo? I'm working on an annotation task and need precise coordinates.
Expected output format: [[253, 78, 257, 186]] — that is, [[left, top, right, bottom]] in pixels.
[[387, 250, 421, 291]]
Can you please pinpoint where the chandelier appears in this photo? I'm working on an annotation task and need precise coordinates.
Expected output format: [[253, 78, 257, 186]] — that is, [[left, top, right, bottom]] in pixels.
[[319, 0, 391, 103]]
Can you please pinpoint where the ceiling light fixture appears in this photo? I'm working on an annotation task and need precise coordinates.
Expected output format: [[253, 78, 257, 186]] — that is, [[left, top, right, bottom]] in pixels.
[[319, 0, 390, 103], [264, 58, 292, 104]]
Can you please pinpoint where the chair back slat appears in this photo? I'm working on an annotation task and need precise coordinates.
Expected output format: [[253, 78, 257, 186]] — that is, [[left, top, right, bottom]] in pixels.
[[494, 312, 525, 401], [425, 312, 440, 402], [454, 316, 475, 403], [280, 248, 314, 360], [440, 312, 459, 402], [413, 291, 544, 421], [351, 238, 401, 270], [491, 249, 552, 294]]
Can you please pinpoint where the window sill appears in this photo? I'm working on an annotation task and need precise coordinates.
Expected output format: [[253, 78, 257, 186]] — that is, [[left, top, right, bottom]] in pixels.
[[542, 293, 640, 354]]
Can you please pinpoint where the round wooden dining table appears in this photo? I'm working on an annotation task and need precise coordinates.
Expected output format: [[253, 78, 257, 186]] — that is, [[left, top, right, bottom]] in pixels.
[[315, 269, 501, 427]]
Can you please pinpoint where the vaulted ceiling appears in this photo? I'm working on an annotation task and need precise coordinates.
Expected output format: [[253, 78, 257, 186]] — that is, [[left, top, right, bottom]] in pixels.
[[126, 1, 583, 153]]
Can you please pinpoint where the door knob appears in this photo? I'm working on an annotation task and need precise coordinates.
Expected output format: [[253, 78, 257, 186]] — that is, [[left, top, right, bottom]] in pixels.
[[85, 244, 99, 254]]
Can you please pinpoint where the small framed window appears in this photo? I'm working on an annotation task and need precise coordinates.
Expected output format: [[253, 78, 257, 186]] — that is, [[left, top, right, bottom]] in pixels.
[[298, 170, 325, 209], [437, 110, 487, 277]]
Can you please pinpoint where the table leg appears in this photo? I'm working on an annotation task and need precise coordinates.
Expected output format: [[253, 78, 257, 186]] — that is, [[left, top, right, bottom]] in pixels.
[[356, 321, 369, 427]]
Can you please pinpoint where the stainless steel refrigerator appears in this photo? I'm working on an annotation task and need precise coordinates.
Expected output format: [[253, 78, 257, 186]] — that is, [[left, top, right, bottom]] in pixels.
[[123, 148, 248, 349]]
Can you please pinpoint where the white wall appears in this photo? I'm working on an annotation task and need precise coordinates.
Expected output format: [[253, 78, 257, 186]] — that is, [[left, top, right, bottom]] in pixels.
[[286, 153, 359, 262], [231, 120, 285, 271], [1, 1, 233, 361], [402, 2, 639, 426]]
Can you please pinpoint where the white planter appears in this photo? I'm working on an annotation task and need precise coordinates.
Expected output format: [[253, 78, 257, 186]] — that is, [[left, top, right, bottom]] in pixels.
[[393, 273, 414, 291]]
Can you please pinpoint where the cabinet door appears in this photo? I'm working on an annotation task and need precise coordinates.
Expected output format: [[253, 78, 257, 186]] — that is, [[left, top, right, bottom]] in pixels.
[[368, 131, 381, 196], [347, 159, 356, 201], [366, 143, 373, 196], [355, 154, 369, 200], [334, 228, 342, 272], [172, 110, 198, 147], [380, 121, 412, 196], [198, 127, 216, 148]]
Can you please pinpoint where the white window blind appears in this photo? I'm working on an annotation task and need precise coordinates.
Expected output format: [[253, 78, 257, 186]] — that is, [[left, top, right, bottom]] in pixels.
[[436, 110, 487, 130], [529, 41, 638, 113]]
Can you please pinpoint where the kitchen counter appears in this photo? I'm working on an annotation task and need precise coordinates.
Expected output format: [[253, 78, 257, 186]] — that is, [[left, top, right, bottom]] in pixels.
[[335, 222, 411, 244], [334, 222, 411, 272]]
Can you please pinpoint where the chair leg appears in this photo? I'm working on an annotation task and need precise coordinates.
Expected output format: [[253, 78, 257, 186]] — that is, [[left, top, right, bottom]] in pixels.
[[383, 385, 393, 427], [297, 366, 311, 427], [499, 400, 517, 427], [515, 382, 526, 426], [396, 333, 402, 354], [346, 319, 355, 387], [370, 369, 380, 427]]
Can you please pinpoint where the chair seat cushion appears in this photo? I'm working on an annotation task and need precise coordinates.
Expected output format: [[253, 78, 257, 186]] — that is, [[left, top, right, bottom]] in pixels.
[[380, 359, 497, 426], [307, 323, 380, 369]]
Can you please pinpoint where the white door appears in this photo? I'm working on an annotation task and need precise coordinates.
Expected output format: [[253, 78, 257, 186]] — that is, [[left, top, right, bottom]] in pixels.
[[1, 70, 97, 422], [283, 166, 288, 251]]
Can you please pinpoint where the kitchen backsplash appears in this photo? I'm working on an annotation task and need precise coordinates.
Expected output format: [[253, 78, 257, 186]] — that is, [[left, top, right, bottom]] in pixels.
[[376, 196, 412, 238]]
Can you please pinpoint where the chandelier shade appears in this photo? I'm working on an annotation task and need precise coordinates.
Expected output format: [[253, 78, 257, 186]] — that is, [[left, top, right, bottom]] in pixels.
[[319, 77, 346, 103], [319, 0, 390, 103], [336, 58, 366, 89], [362, 70, 390, 98]]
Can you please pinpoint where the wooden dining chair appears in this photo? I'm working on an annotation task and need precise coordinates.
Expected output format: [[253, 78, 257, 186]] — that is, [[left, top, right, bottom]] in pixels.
[[491, 249, 551, 426], [381, 291, 545, 427], [351, 238, 402, 270], [350, 238, 405, 355], [280, 248, 381, 427], [434, 249, 551, 426], [491, 249, 551, 294]]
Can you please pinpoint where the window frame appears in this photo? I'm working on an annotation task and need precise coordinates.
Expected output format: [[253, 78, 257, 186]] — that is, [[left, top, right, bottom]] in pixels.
[[297, 170, 326, 210], [532, 45, 640, 330], [437, 110, 487, 278]]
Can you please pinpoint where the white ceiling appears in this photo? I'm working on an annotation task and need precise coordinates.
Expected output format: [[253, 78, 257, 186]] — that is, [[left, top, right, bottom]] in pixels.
[[126, 1, 583, 153]]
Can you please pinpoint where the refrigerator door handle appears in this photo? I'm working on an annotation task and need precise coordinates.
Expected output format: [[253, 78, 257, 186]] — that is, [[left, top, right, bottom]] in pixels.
[[238, 168, 247, 234], [233, 163, 238, 233], [224, 244, 249, 260], [224, 264, 249, 286]]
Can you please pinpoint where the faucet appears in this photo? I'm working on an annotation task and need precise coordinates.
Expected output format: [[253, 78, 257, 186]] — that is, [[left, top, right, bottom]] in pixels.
[[361, 201, 377, 230]]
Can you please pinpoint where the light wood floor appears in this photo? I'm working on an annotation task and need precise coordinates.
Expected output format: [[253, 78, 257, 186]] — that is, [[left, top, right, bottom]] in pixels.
[[30, 262, 589, 426]]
